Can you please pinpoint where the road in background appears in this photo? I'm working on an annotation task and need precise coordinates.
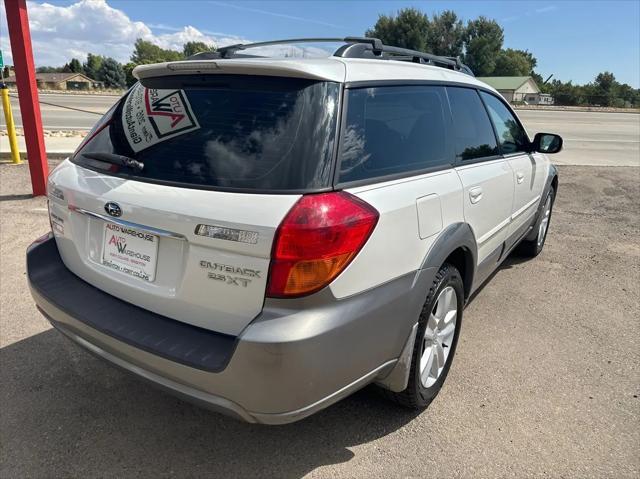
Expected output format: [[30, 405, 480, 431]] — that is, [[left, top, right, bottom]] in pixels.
[[1, 93, 118, 131], [1, 93, 639, 165], [520, 109, 640, 166]]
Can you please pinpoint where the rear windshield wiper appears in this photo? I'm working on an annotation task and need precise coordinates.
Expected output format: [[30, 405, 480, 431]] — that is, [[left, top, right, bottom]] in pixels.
[[80, 152, 144, 172]]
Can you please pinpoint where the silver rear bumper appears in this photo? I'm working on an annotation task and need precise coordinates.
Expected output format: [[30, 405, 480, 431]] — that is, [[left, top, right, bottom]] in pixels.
[[28, 234, 431, 424]]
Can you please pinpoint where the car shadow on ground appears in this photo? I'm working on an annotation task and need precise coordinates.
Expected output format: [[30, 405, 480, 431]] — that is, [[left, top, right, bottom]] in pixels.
[[466, 250, 531, 306], [1, 252, 533, 477], [1, 326, 421, 478]]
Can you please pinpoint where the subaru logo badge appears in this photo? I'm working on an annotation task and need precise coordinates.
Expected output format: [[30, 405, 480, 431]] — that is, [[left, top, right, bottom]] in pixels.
[[104, 202, 122, 218]]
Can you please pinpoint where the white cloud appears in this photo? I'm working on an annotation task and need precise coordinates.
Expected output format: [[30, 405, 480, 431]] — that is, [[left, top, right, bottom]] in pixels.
[[0, 0, 247, 67]]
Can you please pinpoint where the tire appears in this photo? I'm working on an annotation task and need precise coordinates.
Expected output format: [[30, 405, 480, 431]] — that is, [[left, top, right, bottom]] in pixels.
[[383, 263, 464, 409], [518, 187, 555, 258]]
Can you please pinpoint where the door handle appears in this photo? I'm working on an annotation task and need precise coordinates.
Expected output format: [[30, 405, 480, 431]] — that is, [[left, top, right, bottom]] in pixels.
[[516, 172, 525, 184], [469, 186, 483, 204]]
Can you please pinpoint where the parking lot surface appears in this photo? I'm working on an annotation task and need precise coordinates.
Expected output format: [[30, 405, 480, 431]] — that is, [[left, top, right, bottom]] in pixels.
[[0, 161, 638, 478]]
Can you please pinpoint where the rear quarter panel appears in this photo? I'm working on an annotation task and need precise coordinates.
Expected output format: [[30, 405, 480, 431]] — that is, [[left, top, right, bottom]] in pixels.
[[331, 169, 464, 298]]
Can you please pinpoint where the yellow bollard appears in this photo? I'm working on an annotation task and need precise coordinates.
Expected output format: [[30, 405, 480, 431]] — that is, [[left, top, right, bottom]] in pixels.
[[1, 86, 22, 164]]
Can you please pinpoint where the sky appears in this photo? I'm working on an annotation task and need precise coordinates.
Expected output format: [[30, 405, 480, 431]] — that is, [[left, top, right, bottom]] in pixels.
[[1, 0, 639, 87]]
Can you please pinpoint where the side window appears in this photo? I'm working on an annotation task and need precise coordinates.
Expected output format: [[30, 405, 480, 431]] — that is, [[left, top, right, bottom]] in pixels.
[[338, 86, 450, 183], [480, 91, 529, 155], [447, 87, 499, 161]]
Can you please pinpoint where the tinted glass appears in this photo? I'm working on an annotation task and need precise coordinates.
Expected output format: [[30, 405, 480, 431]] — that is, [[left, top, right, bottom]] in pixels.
[[480, 91, 529, 154], [338, 86, 450, 183], [447, 87, 499, 161], [72, 76, 339, 191]]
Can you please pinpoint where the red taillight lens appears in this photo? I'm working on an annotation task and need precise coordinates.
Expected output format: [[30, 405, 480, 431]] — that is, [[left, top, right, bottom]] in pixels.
[[267, 191, 379, 298]]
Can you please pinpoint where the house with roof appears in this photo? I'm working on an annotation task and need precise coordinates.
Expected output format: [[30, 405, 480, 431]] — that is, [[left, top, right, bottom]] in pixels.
[[477, 76, 554, 105], [4, 72, 101, 90]]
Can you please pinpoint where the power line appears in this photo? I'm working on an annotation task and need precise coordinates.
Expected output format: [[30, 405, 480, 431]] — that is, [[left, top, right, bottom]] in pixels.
[[7, 92, 104, 116]]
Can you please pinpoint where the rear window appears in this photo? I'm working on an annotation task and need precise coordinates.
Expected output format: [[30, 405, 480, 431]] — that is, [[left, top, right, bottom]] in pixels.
[[73, 75, 339, 192], [338, 86, 450, 184]]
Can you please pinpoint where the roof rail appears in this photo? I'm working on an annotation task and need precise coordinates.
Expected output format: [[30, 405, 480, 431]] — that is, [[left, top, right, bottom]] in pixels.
[[186, 37, 474, 76]]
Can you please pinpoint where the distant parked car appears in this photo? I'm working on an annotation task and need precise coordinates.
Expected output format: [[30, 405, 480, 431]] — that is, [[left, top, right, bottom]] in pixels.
[[27, 37, 561, 424]]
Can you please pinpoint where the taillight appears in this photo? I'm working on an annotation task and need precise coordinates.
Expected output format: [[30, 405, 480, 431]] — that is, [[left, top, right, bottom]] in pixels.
[[267, 191, 379, 298]]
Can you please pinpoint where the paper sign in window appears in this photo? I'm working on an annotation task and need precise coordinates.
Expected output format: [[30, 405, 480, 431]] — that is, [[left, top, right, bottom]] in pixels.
[[122, 83, 200, 153]]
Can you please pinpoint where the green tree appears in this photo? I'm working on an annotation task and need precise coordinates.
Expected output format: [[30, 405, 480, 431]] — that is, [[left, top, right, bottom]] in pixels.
[[464, 17, 504, 76], [123, 62, 137, 88], [68, 58, 83, 73], [83, 53, 104, 80], [545, 79, 584, 106], [183, 41, 215, 58], [427, 10, 465, 57], [492, 49, 537, 76], [616, 82, 640, 107], [99, 57, 126, 89], [593, 71, 618, 106], [594, 71, 616, 91], [365, 8, 430, 52], [131, 39, 183, 64]]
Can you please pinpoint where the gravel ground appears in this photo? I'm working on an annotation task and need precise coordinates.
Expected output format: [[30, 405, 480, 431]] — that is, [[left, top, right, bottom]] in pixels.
[[0, 162, 638, 478]]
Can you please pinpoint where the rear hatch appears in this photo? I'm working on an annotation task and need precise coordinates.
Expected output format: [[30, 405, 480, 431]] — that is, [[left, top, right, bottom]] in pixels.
[[48, 74, 340, 335]]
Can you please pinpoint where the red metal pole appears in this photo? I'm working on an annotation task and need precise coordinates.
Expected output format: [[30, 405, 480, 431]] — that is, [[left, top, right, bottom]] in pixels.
[[5, 0, 48, 196]]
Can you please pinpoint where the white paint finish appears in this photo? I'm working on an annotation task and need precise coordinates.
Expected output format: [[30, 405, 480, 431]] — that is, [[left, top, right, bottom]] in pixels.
[[134, 58, 346, 83], [48, 160, 299, 336], [511, 195, 541, 221], [476, 217, 511, 245], [41, 59, 562, 335], [332, 170, 463, 298], [338, 58, 498, 91], [134, 56, 496, 93], [416, 194, 443, 239], [468, 186, 483, 204], [507, 153, 549, 237], [455, 159, 514, 264]]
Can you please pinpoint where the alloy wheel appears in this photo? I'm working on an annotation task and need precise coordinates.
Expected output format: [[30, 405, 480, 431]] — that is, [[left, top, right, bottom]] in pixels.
[[420, 286, 458, 388], [537, 194, 552, 247]]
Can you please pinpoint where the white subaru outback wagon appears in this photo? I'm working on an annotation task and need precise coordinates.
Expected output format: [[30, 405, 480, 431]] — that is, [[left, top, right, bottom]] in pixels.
[[27, 38, 561, 424]]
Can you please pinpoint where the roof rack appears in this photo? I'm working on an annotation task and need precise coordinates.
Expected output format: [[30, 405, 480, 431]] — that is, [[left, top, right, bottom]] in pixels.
[[186, 37, 474, 76]]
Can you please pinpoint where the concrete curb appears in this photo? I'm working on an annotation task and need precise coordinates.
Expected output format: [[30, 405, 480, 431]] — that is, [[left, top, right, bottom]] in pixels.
[[514, 106, 640, 114], [0, 152, 71, 161]]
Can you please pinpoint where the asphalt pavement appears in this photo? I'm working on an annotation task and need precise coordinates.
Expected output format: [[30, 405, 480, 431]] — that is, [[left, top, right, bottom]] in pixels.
[[1, 160, 639, 477], [520, 109, 640, 166], [1, 92, 117, 130]]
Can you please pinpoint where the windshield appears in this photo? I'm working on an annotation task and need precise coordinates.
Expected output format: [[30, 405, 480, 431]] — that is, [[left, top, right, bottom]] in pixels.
[[72, 75, 339, 192]]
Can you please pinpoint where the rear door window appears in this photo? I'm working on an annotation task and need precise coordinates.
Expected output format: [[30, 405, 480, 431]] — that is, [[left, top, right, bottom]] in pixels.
[[338, 85, 451, 184], [480, 91, 529, 155], [446, 87, 499, 161], [73, 75, 339, 192]]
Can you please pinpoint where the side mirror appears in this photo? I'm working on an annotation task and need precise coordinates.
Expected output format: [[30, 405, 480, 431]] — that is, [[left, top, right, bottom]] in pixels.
[[532, 132, 563, 154]]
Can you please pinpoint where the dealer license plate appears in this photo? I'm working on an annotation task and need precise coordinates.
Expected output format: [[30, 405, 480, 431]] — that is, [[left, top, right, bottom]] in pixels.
[[102, 222, 159, 282]]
